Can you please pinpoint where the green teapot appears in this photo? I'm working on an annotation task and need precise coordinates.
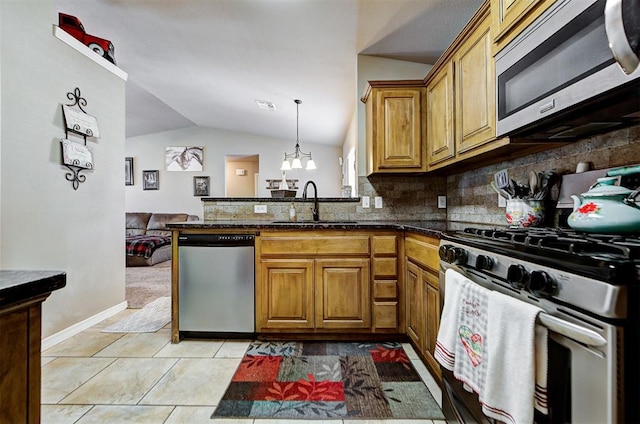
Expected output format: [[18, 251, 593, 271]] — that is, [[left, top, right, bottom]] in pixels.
[[568, 177, 640, 234]]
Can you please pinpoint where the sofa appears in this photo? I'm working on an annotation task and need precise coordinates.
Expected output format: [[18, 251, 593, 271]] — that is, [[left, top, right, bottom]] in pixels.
[[125, 212, 199, 266]]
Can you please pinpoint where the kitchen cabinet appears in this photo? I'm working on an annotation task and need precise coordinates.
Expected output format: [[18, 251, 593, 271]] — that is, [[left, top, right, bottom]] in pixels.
[[258, 231, 379, 333], [315, 258, 370, 329], [362, 81, 427, 175], [454, 14, 495, 154], [426, 62, 455, 165], [371, 235, 401, 331], [491, 0, 556, 53], [405, 260, 425, 350], [260, 259, 314, 329], [0, 271, 66, 424], [427, 3, 495, 170], [404, 233, 441, 383]]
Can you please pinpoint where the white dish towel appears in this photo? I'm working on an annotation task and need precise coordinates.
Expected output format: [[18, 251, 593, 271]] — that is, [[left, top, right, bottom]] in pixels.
[[434, 268, 468, 371], [481, 289, 543, 424]]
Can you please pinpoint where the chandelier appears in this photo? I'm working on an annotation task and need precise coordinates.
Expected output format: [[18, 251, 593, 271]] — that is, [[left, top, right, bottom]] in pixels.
[[281, 99, 316, 170]]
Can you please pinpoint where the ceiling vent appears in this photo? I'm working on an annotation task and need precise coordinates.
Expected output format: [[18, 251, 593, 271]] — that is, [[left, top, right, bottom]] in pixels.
[[255, 100, 277, 111]]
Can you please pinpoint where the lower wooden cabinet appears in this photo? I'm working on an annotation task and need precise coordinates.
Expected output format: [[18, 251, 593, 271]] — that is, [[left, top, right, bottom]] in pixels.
[[315, 258, 370, 329], [260, 259, 314, 329], [405, 233, 442, 383], [257, 231, 385, 333], [405, 261, 424, 350]]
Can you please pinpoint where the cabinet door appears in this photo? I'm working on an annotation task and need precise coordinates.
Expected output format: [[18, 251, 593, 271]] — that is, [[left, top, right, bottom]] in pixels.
[[423, 270, 442, 381], [405, 260, 424, 350], [492, 0, 555, 48], [426, 62, 455, 166], [374, 88, 424, 171], [454, 15, 495, 154], [315, 258, 370, 329], [259, 259, 314, 329]]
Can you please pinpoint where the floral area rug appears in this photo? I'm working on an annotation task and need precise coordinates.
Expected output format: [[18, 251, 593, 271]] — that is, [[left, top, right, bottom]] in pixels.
[[211, 341, 445, 420]]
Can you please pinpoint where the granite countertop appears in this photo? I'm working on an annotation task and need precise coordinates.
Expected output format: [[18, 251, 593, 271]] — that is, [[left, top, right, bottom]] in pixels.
[[0, 271, 66, 307], [167, 220, 483, 237]]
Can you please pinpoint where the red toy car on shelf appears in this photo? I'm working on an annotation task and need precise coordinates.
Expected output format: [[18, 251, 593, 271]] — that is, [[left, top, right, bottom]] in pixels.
[[58, 13, 116, 64]]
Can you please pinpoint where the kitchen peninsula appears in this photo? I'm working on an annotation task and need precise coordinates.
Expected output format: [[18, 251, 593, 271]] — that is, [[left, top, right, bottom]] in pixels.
[[168, 219, 461, 382]]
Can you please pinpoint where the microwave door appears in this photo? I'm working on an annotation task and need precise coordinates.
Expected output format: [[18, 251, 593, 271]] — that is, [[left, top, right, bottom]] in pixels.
[[605, 0, 640, 74]]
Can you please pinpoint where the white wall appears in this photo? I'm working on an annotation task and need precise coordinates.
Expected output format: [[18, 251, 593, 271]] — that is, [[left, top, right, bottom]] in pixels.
[[125, 126, 342, 217], [355, 55, 432, 176], [0, 0, 126, 337]]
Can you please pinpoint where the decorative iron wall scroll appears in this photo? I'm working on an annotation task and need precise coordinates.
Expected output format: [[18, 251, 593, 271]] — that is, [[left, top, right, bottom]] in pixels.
[[60, 87, 100, 190]]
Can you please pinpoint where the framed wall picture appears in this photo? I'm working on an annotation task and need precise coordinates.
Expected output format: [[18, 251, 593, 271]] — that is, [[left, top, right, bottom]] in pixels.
[[193, 176, 210, 196], [125, 157, 134, 186], [166, 146, 204, 171], [142, 170, 159, 190]]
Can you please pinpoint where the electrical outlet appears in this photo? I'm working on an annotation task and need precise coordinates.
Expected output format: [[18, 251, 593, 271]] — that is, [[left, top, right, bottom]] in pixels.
[[498, 195, 507, 207], [254, 204, 267, 213], [438, 195, 447, 209], [362, 196, 370, 208], [374, 196, 383, 208]]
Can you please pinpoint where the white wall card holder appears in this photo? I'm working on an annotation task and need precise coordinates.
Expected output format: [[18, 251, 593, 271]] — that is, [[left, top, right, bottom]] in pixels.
[[60, 87, 100, 190]]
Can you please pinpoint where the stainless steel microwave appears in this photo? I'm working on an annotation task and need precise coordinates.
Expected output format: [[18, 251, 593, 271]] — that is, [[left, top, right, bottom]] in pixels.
[[495, 0, 640, 139]]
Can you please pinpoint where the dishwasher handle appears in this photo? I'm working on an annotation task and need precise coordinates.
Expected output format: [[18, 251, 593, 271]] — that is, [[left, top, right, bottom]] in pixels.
[[178, 234, 255, 247]]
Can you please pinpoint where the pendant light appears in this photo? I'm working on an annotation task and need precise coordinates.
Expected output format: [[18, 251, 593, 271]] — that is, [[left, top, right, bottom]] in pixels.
[[281, 99, 316, 170]]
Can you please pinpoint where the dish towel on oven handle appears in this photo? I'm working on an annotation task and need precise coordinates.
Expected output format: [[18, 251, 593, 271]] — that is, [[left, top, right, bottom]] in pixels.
[[480, 289, 545, 424], [452, 276, 491, 395], [434, 268, 468, 371]]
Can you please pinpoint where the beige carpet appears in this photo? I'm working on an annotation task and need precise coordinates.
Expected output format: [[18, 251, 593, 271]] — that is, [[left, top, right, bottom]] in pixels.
[[125, 260, 171, 308]]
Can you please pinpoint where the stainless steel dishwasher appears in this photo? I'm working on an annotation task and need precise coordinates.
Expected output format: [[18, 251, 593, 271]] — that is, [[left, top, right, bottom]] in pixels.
[[177, 233, 255, 336]]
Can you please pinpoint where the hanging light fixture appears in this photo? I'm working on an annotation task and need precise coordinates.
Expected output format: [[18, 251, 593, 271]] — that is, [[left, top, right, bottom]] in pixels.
[[281, 99, 316, 170]]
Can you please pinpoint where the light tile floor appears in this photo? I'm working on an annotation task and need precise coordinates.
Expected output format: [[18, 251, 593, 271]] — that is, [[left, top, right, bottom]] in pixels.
[[42, 309, 444, 424]]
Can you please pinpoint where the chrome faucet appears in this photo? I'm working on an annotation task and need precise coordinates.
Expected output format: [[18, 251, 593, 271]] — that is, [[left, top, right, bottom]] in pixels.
[[302, 180, 319, 221]]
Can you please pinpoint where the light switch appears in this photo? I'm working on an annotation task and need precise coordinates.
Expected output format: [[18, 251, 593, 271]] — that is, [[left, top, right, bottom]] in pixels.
[[374, 196, 383, 208], [362, 196, 370, 208], [254, 205, 267, 213]]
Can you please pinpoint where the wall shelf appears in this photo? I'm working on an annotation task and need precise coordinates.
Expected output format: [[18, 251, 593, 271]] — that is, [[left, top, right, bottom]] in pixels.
[[53, 25, 128, 81]]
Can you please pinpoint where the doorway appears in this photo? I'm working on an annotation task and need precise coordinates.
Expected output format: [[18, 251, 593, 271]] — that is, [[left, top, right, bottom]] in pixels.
[[225, 155, 259, 197]]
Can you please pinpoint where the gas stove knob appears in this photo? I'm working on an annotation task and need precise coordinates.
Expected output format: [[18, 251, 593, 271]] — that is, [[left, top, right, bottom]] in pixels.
[[475, 255, 493, 270], [528, 271, 557, 298], [446, 247, 467, 264], [438, 245, 451, 261], [507, 264, 528, 289]]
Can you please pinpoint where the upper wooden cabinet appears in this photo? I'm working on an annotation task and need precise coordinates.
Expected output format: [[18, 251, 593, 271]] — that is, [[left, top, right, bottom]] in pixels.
[[426, 62, 455, 165], [454, 15, 495, 155], [362, 81, 426, 175], [427, 3, 496, 170], [491, 0, 556, 53]]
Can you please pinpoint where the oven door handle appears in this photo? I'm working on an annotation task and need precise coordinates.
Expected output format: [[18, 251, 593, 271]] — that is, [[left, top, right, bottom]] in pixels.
[[538, 313, 607, 347]]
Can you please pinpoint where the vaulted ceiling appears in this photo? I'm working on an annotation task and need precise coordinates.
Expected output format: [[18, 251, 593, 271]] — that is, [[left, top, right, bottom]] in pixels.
[[55, 0, 483, 146]]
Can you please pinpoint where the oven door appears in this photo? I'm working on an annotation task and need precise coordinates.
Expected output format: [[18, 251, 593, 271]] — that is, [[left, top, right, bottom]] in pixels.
[[438, 263, 621, 424]]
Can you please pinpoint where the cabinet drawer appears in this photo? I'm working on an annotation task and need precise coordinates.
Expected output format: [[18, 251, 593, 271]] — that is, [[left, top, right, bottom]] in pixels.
[[261, 236, 370, 256], [405, 235, 439, 272], [373, 280, 397, 299], [373, 257, 397, 278], [372, 236, 397, 255], [373, 302, 398, 329]]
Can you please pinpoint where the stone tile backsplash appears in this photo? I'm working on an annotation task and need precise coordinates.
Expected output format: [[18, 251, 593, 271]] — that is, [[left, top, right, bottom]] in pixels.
[[446, 125, 639, 226]]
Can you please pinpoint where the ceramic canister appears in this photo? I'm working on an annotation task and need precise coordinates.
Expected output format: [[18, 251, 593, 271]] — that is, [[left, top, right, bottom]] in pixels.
[[505, 199, 545, 227]]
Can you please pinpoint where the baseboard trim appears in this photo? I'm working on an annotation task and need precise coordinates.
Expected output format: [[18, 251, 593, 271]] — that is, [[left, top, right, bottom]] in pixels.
[[41, 301, 128, 351]]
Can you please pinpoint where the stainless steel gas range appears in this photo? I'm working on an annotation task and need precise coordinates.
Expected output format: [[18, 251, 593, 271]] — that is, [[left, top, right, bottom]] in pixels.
[[438, 227, 639, 423]]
